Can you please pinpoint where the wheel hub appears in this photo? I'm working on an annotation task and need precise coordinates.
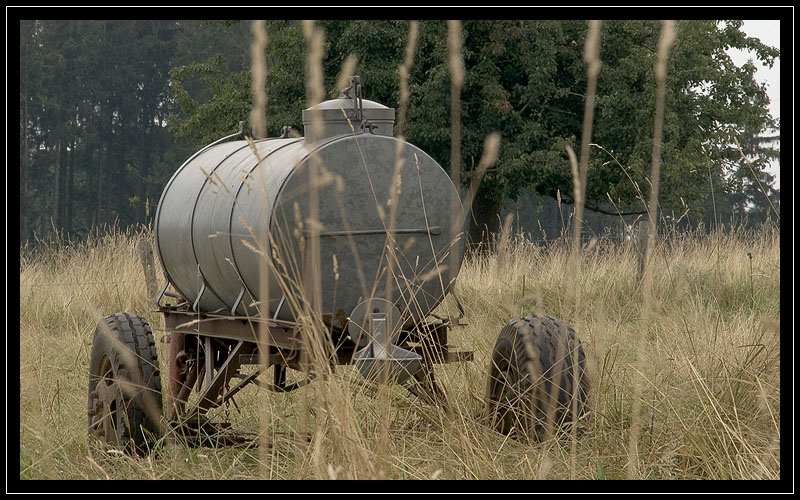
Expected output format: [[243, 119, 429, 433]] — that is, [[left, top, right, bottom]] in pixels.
[[90, 356, 119, 445]]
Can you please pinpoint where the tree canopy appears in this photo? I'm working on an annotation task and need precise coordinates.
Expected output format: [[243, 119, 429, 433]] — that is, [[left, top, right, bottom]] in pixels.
[[19, 20, 189, 241], [18, 19, 781, 245]]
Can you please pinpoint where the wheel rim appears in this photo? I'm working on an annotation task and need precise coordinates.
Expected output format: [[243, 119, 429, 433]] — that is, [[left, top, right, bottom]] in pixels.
[[488, 355, 516, 432], [91, 354, 119, 446]]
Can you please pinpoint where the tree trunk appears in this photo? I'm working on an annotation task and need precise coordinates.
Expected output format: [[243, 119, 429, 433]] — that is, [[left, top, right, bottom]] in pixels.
[[136, 128, 150, 225], [97, 138, 104, 227], [19, 40, 29, 240], [21, 23, 30, 242], [21, 93, 29, 242], [52, 138, 63, 233], [65, 140, 74, 235], [115, 139, 126, 225], [467, 186, 503, 247]]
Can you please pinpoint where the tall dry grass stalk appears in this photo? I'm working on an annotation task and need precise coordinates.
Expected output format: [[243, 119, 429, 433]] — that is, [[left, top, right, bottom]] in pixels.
[[447, 19, 464, 295], [296, 18, 328, 477], [334, 54, 358, 96], [250, 18, 270, 474], [627, 19, 676, 480], [568, 19, 602, 266], [249, 20, 267, 139], [299, 18, 326, 327], [387, 20, 421, 310], [562, 20, 602, 479], [462, 134, 501, 226], [396, 20, 419, 140], [249, 26, 270, 450]]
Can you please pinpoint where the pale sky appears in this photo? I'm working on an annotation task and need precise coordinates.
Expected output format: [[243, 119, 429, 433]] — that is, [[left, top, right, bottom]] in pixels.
[[726, 20, 781, 189]]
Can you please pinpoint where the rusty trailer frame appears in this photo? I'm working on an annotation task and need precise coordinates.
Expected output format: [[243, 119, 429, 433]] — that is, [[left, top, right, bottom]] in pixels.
[[158, 300, 473, 431]]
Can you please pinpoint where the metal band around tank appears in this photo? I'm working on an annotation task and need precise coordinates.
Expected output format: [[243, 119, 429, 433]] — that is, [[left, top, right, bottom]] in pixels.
[[154, 122, 243, 299], [188, 141, 254, 312], [226, 137, 304, 316]]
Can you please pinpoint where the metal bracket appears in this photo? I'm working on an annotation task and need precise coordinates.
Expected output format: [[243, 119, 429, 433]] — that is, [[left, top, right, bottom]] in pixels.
[[156, 280, 187, 309], [339, 75, 365, 130], [207, 121, 244, 150], [366, 313, 390, 359], [273, 295, 286, 321], [350, 299, 422, 385], [361, 120, 378, 134], [192, 282, 206, 312], [430, 290, 468, 327], [453, 290, 468, 325], [156, 280, 170, 308], [231, 287, 246, 316]]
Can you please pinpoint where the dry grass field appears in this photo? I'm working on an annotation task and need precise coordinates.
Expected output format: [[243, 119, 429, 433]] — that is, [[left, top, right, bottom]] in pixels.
[[16, 19, 783, 487], [18, 221, 781, 482]]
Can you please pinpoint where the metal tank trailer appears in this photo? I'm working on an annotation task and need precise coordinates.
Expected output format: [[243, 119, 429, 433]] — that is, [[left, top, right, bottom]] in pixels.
[[87, 77, 590, 454]]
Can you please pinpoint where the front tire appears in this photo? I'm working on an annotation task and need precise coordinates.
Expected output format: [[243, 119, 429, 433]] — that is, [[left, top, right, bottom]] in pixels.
[[485, 316, 590, 441], [87, 313, 163, 456]]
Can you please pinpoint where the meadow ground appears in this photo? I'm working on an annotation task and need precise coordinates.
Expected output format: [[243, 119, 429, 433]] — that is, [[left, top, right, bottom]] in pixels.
[[18, 222, 780, 481]]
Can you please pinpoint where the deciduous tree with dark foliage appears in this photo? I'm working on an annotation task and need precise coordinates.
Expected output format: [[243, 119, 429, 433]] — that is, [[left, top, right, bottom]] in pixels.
[[20, 19, 780, 245], [167, 20, 779, 242]]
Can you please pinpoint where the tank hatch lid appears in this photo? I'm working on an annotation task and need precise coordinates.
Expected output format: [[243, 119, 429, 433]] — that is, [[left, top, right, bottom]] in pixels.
[[302, 76, 395, 140], [302, 99, 395, 127]]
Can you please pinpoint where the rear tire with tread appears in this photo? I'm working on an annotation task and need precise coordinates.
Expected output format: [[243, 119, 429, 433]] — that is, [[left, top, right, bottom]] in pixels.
[[485, 315, 590, 441], [87, 312, 163, 456]]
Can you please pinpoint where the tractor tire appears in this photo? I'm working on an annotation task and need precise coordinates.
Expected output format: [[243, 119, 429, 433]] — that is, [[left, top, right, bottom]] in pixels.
[[485, 315, 590, 441], [88, 312, 163, 456]]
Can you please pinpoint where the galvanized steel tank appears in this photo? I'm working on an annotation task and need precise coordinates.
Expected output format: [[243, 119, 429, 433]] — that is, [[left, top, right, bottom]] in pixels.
[[155, 86, 466, 328]]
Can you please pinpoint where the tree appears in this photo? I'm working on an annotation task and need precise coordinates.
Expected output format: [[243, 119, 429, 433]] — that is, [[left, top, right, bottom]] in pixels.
[[405, 20, 587, 241], [589, 20, 779, 224], [165, 20, 780, 242], [168, 20, 309, 148], [18, 20, 186, 242]]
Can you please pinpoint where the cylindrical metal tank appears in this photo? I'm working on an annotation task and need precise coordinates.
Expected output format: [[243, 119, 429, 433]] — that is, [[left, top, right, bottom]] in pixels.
[[155, 96, 465, 328]]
